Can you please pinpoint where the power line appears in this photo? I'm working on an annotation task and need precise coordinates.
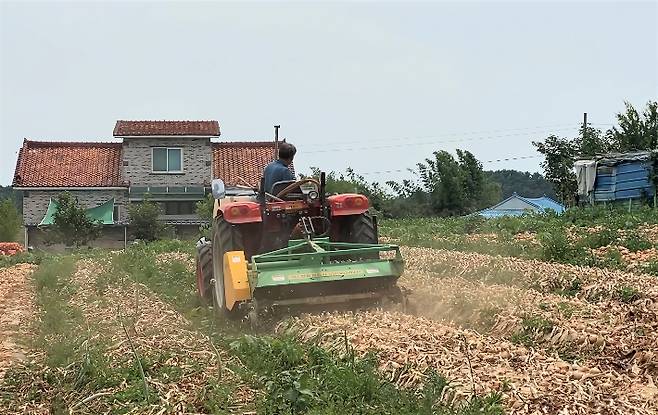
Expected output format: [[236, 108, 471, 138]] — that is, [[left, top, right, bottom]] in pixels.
[[355, 155, 542, 176], [303, 127, 578, 154], [325, 123, 579, 145]]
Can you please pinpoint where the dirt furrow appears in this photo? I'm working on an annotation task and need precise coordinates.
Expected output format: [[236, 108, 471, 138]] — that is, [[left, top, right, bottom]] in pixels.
[[0, 264, 36, 380], [287, 311, 658, 414]]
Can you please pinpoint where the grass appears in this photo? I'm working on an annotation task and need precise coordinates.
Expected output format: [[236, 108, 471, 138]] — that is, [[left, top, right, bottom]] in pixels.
[[510, 315, 554, 347], [381, 205, 658, 275], [32, 256, 82, 366], [229, 334, 504, 415], [615, 286, 641, 303], [0, 250, 49, 268]]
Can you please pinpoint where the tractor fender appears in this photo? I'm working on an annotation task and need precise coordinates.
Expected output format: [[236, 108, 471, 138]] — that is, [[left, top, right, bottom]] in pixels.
[[218, 200, 263, 224], [327, 194, 370, 216]]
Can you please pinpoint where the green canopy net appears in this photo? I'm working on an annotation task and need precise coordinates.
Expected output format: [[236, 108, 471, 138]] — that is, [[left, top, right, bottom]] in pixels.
[[39, 198, 115, 226]]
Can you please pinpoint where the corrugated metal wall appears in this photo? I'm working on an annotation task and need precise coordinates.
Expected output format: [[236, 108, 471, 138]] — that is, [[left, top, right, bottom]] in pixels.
[[593, 161, 655, 201]]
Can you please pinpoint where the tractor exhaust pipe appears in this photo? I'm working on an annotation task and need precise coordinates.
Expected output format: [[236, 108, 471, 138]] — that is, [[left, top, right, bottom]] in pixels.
[[274, 125, 280, 159]]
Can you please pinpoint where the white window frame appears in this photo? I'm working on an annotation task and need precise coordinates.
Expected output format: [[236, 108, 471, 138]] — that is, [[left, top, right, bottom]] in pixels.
[[151, 147, 184, 174]]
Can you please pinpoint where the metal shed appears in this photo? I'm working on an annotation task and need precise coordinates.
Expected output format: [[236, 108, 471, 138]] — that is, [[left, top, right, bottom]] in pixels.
[[576, 151, 656, 203]]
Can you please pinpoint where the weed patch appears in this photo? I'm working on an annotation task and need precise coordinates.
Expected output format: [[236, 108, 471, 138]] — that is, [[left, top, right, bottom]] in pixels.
[[615, 286, 641, 303], [510, 315, 554, 347], [229, 334, 504, 415]]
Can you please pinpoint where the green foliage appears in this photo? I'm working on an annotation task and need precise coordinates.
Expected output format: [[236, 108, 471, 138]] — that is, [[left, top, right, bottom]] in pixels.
[[485, 170, 556, 199], [51, 192, 102, 247], [103, 240, 196, 311], [622, 231, 653, 252], [383, 205, 658, 273], [0, 198, 21, 241], [195, 194, 214, 223], [534, 101, 657, 205], [195, 194, 214, 237], [537, 228, 578, 262], [0, 251, 47, 268], [230, 334, 504, 415], [128, 196, 168, 242], [581, 228, 619, 249], [615, 286, 641, 303], [0, 185, 22, 212], [533, 135, 577, 205], [412, 149, 500, 216], [609, 101, 658, 152], [510, 315, 554, 347], [574, 124, 610, 157], [32, 257, 81, 366]]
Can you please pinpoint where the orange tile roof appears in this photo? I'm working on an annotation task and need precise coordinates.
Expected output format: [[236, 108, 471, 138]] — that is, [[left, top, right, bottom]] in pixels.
[[13, 140, 124, 187], [113, 120, 220, 137], [213, 142, 294, 187]]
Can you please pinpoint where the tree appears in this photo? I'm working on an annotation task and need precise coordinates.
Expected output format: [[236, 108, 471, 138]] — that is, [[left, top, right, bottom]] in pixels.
[[51, 192, 102, 247], [417, 150, 466, 215], [608, 101, 658, 151], [195, 194, 215, 237], [485, 170, 556, 199], [0, 186, 21, 212], [0, 199, 21, 242], [574, 124, 609, 157], [456, 149, 491, 210], [128, 197, 167, 242], [533, 135, 577, 205], [305, 167, 391, 213]]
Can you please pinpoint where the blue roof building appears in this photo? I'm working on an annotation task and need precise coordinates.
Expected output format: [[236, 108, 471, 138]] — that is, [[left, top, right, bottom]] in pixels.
[[477, 194, 565, 218]]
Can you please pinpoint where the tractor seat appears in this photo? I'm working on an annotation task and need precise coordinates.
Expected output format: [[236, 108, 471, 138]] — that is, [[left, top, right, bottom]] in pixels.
[[271, 180, 304, 201]]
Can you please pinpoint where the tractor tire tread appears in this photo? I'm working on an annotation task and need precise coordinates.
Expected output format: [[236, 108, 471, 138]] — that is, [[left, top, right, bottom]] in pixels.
[[196, 242, 213, 301], [350, 212, 378, 244]]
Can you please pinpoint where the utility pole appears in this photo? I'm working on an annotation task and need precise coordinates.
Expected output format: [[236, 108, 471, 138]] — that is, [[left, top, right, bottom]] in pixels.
[[583, 112, 588, 141], [274, 125, 280, 159]]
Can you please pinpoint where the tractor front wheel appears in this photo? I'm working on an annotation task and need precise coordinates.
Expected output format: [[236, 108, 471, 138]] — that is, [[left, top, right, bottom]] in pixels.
[[211, 217, 244, 319]]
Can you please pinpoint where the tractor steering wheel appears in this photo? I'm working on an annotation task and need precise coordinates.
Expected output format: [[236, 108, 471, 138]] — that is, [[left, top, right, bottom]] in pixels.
[[275, 178, 321, 199]]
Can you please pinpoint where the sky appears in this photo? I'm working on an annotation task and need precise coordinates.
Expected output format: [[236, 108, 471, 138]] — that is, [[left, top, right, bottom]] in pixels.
[[1, 0, 656, 186]]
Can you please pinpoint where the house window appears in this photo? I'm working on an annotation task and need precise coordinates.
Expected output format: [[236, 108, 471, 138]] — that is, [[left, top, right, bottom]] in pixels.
[[162, 201, 196, 215], [152, 148, 183, 173]]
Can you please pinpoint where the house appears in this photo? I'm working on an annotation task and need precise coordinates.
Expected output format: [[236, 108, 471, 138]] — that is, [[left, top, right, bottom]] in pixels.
[[575, 151, 656, 204], [12, 120, 278, 248], [477, 193, 565, 218]]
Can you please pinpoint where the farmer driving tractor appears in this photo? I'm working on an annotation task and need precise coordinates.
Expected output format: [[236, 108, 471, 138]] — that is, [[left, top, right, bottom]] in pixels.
[[262, 142, 296, 194]]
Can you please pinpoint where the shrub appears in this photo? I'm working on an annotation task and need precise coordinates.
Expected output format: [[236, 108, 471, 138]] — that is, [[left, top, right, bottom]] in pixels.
[[0, 199, 21, 242], [581, 228, 619, 249], [538, 228, 577, 262], [128, 197, 168, 242], [622, 231, 653, 252], [51, 192, 102, 247]]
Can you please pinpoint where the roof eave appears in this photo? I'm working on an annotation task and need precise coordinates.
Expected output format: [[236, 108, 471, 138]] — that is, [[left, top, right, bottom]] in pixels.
[[13, 186, 128, 191], [116, 134, 219, 139]]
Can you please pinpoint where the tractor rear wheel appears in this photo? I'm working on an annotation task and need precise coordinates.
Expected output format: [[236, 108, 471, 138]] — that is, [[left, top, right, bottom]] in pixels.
[[347, 212, 378, 259], [196, 242, 213, 304], [211, 217, 244, 319]]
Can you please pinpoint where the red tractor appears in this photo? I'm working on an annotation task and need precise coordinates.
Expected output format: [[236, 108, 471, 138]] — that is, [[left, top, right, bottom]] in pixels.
[[196, 172, 404, 321]]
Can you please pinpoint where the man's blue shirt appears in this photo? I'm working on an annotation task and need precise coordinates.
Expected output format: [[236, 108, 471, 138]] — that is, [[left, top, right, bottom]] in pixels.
[[263, 159, 294, 193]]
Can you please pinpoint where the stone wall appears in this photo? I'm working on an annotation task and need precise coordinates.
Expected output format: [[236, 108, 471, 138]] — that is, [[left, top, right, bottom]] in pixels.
[[22, 189, 128, 226], [121, 137, 212, 186]]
